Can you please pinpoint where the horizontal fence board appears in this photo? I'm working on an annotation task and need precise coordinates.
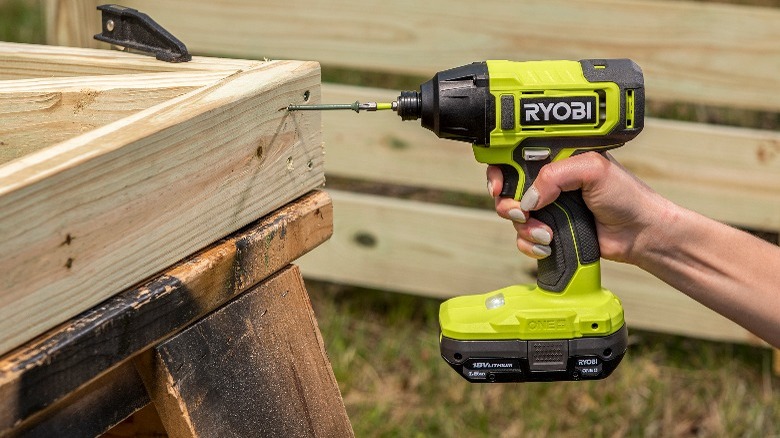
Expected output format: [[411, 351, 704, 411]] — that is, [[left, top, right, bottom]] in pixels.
[[48, 0, 780, 111], [322, 84, 780, 230], [298, 190, 760, 345]]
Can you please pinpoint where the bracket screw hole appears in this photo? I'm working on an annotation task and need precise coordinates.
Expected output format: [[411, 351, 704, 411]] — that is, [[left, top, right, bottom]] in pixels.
[[591, 323, 599, 330]]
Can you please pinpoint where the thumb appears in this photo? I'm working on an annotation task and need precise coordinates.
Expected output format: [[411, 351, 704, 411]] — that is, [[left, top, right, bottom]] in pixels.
[[519, 152, 610, 212]]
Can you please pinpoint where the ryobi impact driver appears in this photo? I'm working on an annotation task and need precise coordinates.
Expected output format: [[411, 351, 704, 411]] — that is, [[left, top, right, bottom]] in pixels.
[[289, 58, 645, 382]]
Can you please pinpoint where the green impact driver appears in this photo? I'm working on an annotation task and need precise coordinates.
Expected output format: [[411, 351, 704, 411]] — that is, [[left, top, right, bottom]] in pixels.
[[289, 59, 645, 382]]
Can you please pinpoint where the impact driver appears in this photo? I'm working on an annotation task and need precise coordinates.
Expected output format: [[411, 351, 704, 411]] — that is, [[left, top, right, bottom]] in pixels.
[[289, 58, 645, 382]]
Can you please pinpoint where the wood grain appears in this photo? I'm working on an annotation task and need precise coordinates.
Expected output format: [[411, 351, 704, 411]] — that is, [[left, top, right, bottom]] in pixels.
[[0, 191, 333, 433], [0, 47, 324, 355], [297, 190, 763, 346], [6, 362, 150, 438], [0, 41, 259, 80], [0, 71, 228, 163], [136, 265, 354, 438], [46, 0, 780, 111]]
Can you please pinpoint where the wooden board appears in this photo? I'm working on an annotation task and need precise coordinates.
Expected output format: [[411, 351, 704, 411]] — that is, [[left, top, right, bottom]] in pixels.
[[0, 71, 229, 163], [136, 265, 354, 438], [7, 362, 150, 438], [297, 190, 763, 346], [0, 41, 259, 80], [0, 191, 333, 433], [321, 84, 780, 230], [0, 42, 324, 356], [46, 0, 780, 111]]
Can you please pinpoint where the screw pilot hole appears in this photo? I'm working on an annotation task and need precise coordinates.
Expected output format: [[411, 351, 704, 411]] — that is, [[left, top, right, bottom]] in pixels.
[[303, 90, 311, 102]]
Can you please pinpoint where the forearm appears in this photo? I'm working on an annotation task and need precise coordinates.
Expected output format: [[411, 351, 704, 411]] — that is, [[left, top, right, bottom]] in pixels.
[[633, 202, 780, 347]]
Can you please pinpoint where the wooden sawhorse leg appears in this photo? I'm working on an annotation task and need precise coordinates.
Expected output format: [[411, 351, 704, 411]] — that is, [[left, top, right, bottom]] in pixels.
[[133, 265, 353, 438]]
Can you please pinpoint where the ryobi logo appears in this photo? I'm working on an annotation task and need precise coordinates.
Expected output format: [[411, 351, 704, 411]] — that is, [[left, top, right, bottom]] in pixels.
[[520, 96, 597, 126]]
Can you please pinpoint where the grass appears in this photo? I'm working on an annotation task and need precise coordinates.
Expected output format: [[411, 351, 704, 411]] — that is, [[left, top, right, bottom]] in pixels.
[[0, 0, 44, 44], [3, 1, 779, 436]]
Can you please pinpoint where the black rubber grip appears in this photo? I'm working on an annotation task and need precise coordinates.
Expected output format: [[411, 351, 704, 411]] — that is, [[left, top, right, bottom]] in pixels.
[[498, 164, 520, 199], [498, 156, 600, 292], [532, 191, 600, 292]]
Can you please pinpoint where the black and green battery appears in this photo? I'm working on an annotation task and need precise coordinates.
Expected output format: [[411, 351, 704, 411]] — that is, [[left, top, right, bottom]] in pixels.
[[289, 59, 644, 382]]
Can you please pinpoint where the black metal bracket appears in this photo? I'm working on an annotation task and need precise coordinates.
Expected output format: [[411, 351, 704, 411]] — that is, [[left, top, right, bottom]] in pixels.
[[94, 4, 191, 63]]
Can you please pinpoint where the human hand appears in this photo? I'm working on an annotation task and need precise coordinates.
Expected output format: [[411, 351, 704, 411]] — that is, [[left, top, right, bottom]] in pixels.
[[487, 152, 672, 265]]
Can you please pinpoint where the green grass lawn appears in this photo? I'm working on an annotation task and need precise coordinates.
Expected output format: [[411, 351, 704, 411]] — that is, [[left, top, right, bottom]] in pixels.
[[3, 0, 778, 436]]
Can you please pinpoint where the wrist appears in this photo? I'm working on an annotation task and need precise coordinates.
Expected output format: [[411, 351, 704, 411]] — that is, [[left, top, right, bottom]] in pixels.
[[627, 194, 690, 270]]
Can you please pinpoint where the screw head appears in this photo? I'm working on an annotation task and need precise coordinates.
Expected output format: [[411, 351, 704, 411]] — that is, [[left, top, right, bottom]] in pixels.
[[106, 19, 115, 32]]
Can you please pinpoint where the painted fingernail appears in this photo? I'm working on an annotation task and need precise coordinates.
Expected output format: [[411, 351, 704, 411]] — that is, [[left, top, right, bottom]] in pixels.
[[530, 228, 552, 245], [520, 186, 539, 211], [532, 244, 552, 258], [508, 209, 526, 223]]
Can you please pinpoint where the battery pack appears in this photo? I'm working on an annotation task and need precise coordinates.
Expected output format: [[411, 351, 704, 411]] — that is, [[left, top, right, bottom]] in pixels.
[[440, 324, 627, 383]]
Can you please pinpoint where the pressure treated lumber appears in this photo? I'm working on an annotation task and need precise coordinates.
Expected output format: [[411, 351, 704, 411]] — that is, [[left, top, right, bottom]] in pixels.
[[46, 0, 780, 111], [0, 41, 259, 80], [297, 190, 763, 346], [0, 44, 324, 356], [135, 265, 354, 438], [0, 191, 333, 433], [7, 362, 150, 438], [0, 71, 229, 163], [322, 84, 780, 231]]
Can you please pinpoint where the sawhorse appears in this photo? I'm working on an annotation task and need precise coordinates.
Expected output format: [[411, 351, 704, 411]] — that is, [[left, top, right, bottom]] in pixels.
[[0, 191, 353, 437]]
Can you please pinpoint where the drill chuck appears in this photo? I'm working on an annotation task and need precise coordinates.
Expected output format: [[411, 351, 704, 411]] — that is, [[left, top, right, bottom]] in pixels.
[[394, 90, 422, 121], [393, 62, 494, 145]]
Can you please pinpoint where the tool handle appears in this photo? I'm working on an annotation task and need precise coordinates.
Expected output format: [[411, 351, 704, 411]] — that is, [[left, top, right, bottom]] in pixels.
[[533, 191, 600, 292], [497, 164, 601, 293]]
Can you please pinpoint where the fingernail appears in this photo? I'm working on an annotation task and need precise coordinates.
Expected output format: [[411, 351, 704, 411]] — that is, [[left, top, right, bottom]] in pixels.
[[531, 228, 552, 245], [487, 180, 493, 197], [508, 209, 526, 223], [520, 186, 539, 211], [532, 244, 552, 258]]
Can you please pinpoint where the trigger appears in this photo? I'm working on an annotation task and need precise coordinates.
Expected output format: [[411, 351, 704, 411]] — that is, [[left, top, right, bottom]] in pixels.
[[498, 164, 520, 199]]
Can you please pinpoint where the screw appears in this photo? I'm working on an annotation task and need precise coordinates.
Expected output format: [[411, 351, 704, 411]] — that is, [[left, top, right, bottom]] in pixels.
[[106, 20, 115, 32]]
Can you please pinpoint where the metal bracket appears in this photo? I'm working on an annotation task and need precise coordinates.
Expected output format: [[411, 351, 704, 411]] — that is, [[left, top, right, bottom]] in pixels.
[[94, 4, 191, 63]]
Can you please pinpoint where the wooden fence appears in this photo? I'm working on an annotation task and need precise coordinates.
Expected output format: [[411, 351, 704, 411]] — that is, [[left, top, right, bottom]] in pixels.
[[45, 0, 780, 349]]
